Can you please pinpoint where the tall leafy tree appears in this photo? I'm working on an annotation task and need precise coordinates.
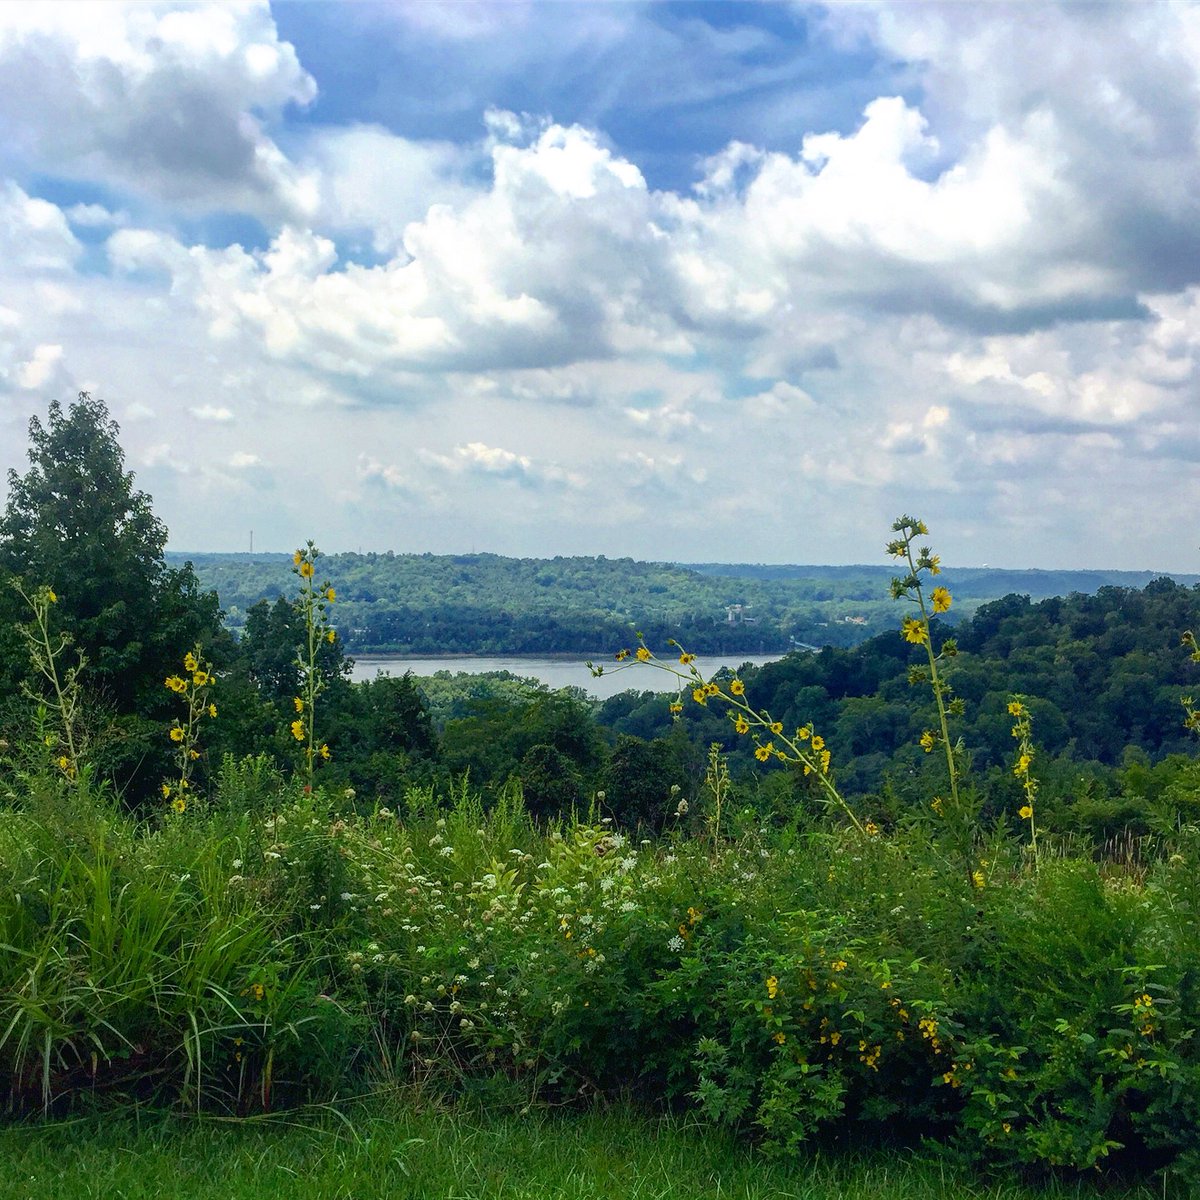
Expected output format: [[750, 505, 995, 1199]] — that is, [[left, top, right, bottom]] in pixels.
[[0, 393, 221, 755]]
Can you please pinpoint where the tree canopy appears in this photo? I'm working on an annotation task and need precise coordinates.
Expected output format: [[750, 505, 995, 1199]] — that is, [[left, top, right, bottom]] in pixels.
[[0, 394, 221, 775]]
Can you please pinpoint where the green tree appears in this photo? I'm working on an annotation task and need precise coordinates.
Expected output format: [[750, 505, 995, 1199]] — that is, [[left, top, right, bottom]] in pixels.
[[0, 393, 221, 796]]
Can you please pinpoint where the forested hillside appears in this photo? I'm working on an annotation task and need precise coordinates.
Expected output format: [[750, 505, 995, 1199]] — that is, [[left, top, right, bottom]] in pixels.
[[599, 577, 1200, 835], [174, 550, 1196, 656]]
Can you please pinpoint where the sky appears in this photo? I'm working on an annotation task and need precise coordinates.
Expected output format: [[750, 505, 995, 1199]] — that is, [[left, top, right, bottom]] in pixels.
[[1, 1, 1199, 570]]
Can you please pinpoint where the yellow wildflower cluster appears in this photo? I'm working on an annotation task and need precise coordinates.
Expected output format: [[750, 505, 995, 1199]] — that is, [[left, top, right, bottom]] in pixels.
[[1133, 991, 1157, 1037], [1009, 694, 1039, 859], [292, 541, 338, 783], [163, 644, 217, 811]]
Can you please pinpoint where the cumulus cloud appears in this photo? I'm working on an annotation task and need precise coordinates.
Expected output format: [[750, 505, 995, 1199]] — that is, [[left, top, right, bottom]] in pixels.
[[0, 2, 318, 219], [190, 404, 234, 422], [819, 2, 1200, 298], [0, 182, 82, 274], [420, 441, 582, 490], [105, 118, 683, 378]]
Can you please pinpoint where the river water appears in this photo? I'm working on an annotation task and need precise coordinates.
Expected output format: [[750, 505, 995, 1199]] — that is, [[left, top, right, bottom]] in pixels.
[[347, 653, 785, 700]]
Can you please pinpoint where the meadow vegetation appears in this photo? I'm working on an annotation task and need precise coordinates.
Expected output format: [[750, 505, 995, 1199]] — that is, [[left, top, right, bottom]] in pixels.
[[2, 396, 1200, 1194]]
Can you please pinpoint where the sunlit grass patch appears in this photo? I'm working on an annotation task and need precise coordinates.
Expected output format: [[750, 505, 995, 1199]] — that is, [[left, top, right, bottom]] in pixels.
[[0, 1099, 1160, 1200]]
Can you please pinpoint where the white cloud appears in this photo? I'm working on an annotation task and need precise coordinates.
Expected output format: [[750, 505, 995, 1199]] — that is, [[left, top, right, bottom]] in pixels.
[[0, 182, 81, 274], [420, 441, 582, 490], [302, 124, 478, 255], [190, 404, 235, 422], [0, 2, 318, 219], [15, 343, 64, 391]]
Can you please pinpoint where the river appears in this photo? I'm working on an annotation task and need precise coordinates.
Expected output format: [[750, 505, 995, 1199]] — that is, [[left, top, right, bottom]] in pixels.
[[347, 653, 787, 700]]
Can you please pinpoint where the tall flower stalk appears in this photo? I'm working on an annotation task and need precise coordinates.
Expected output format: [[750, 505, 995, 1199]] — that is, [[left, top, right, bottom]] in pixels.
[[292, 542, 335, 787], [17, 582, 85, 783], [886, 516, 983, 887], [163, 645, 216, 813], [1008, 696, 1039, 865], [887, 516, 962, 817]]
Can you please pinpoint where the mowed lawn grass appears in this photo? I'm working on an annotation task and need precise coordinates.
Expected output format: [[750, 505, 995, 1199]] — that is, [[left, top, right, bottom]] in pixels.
[[0, 1098, 1160, 1200]]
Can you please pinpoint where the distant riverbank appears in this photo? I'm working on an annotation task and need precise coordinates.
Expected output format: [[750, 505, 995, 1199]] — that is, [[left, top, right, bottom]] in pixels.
[[348, 653, 786, 699]]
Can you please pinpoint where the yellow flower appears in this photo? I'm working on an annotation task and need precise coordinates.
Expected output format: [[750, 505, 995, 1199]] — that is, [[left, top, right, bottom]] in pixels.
[[615, 649, 630, 662], [326, 629, 336, 643], [162, 783, 171, 799], [669, 701, 683, 715], [188, 749, 199, 760], [693, 688, 707, 705], [820, 749, 831, 773], [797, 725, 811, 741], [293, 550, 303, 566], [865, 821, 879, 836], [927, 555, 941, 575], [755, 742, 774, 762], [57, 755, 69, 771], [734, 715, 750, 735], [705, 682, 719, 696], [770, 721, 783, 735], [1014, 753, 1032, 776], [193, 671, 209, 687], [1007, 700, 1025, 717], [636, 646, 652, 662], [902, 617, 928, 645], [325, 587, 336, 601], [172, 796, 187, 813], [184, 652, 198, 672], [299, 561, 314, 579], [931, 586, 952, 614], [810, 735, 825, 752], [931, 797, 944, 815], [250, 982, 264, 1002], [972, 869, 986, 889], [773, 1032, 786, 1044], [730, 679, 744, 696], [165, 675, 186, 693], [1019, 804, 1033, 820], [294, 697, 304, 712], [208, 703, 217, 718], [46, 588, 57, 603], [169, 726, 184, 742], [920, 730, 935, 753], [831, 959, 847, 972], [678, 652, 695, 665], [291, 719, 305, 741], [319, 744, 331, 760]]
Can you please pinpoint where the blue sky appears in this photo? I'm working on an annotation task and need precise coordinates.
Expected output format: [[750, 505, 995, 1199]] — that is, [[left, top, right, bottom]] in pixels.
[[1, 1, 1199, 570]]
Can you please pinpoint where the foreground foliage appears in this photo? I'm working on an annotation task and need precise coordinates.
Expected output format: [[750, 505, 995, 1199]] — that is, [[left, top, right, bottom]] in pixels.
[[2, 768, 1199, 1188]]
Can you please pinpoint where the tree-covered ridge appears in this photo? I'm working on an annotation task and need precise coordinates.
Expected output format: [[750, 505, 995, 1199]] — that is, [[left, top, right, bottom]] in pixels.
[[173, 550, 1199, 656], [599, 576, 1200, 833]]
